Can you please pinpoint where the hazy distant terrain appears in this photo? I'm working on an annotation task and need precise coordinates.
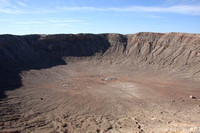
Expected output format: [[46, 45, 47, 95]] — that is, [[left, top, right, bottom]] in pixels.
[[0, 32, 200, 132]]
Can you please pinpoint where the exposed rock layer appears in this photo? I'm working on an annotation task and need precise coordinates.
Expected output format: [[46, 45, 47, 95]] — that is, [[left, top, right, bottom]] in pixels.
[[0, 32, 199, 95], [0, 32, 200, 132]]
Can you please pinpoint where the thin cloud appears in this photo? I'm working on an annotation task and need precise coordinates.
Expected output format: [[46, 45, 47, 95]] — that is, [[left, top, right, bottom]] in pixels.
[[0, 8, 21, 14], [58, 5, 200, 15], [52, 23, 72, 26], [0, 19, 8, 22], [17, 1, 27, 7], [165, 0, 199, 5], [0, 0, 10, 6], [16, 21, 46, 25], [49, 19, 81, 23], [0, 0, 22, 14], [13, 18, 86, 27], [146, 14, 163, 19]]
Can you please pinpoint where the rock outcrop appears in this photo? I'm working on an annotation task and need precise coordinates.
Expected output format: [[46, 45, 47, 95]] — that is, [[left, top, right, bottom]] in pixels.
[[0, 32, 200, 98]]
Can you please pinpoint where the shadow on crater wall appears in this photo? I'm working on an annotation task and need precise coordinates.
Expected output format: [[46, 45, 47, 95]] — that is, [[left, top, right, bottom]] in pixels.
[[0, 34, 112, 99]]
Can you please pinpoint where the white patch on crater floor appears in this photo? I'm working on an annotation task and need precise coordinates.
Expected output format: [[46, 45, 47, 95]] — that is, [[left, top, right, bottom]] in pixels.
[[110, 82, 142, 98]]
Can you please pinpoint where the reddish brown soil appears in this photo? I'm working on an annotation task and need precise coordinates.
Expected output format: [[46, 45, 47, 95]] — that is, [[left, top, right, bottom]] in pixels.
[[0, 61, 200, 133], [0, 32, 200, 132]]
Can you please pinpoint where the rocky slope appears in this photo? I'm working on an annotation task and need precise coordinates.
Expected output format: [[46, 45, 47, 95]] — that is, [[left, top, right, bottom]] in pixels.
[[0, 32, 199, 94], [0, 32, 200, 133]]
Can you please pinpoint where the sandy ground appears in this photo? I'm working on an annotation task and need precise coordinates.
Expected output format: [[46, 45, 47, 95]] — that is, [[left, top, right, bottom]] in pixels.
[[0, 60, 200, 133]]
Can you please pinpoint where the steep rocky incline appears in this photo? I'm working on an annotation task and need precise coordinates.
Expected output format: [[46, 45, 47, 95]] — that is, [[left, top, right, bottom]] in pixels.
[[126, 33, 200, 78], [0, 34, 111, 95], [0, 32, 200, 97]]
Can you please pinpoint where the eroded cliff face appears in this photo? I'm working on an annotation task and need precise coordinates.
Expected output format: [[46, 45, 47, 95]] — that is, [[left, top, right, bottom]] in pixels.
[[126, 33, 200, 78], [0, 32, 200, 97], [0, 32, 200, 133]]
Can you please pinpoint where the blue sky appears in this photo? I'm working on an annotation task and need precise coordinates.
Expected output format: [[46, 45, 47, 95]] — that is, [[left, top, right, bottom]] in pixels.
[[0, 0, 200, 35]]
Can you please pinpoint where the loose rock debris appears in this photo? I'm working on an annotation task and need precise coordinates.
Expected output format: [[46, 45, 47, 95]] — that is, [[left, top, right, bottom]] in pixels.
[[102, 77, 117, 81], [190, 95, 196, 99]]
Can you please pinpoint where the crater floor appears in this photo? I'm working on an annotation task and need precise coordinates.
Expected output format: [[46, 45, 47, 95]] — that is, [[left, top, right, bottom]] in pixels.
[[1, 60, 200, 133]]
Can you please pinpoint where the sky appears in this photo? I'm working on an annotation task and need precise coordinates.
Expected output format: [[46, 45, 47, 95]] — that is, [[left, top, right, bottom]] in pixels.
[[0, 0, 200, 35]]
